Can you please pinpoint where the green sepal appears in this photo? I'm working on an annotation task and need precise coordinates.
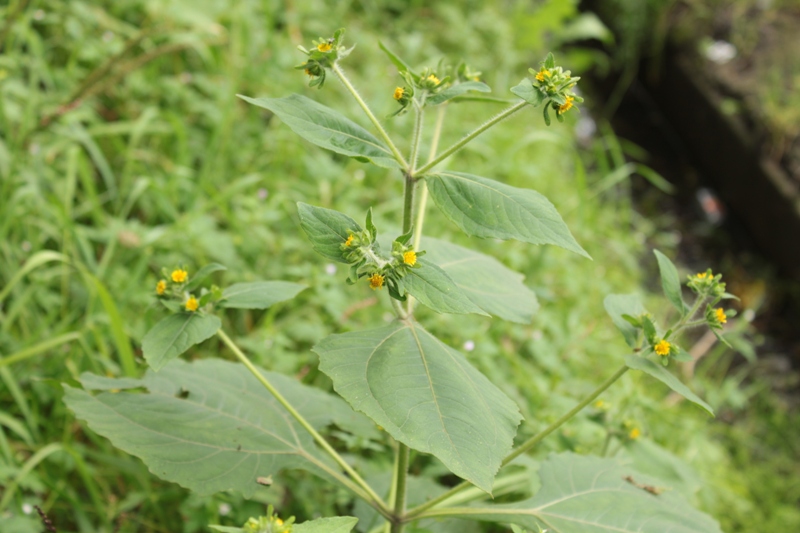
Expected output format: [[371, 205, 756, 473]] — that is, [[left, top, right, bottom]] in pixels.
[[365, 207, 377, 242], [542, 105, 551, 126], [394, 228, 413, 246]]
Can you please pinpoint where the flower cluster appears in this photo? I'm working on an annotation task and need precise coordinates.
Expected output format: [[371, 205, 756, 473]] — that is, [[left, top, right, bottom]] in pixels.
[[154, 266, 221, 313], [528, 53, 583, 125], [240, 505, 294, 533], [295, 29, 352, 89], [390, 59, 482, 117], [339, 210, 425, 301]]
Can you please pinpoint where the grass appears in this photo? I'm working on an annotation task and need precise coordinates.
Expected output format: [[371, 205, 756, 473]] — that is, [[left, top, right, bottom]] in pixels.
[[1, 0, 798, 532]]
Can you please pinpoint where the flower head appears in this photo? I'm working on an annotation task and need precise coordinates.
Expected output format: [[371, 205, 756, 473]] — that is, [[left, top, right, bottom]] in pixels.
[[715, 308, 727, 324], [185, 295, 199, 312], [696, 272, 709, 280], [393, 87, 405, 101], [535, 68, 550, 82], [654, 339, 671, 356], [344, 234, 354, 247], [403, 250, 417, 266], [368, 273, 385, 290], [317, 42, 332, 52], [156, 280, 167, 295], [426, 74, 440, 85], [557, 95, 574, 114], [628, 427, 641, 440], [171, 269, 188, 283]]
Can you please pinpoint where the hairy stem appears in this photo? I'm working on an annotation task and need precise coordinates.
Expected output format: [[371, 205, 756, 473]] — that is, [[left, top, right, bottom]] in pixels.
[[408, 98, 426, 173], [332, 63, 408, 170], [389, 443, 410, 533], [414, 100, 527, 177], [404, 364, 630, 520], [216, 329, 391, 517]]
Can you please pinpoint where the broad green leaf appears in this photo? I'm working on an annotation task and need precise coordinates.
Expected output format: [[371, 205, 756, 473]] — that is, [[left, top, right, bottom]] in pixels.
[[422, 237, 538, 323], [314, 321, 521, 493], [510, 79, 544, 107], [294, 516, 359, 533], [603, 293, 646, 348], [427, 82, 491, 106], [141, 313, 221, 371], [297, 203, 362, 263], [625, 439, 703, 499], [64, 359, 363, 496], [447, 452, 723, 533], [78, 373, 144, 391], [654, 250, 687, 315], [625, 355, 714, 415], [220, 281, 307, 309], [425, 172, 589, 258], [398, 258, 488, 316], [185, 263, 227, 291], [238, 94, 399, 169]]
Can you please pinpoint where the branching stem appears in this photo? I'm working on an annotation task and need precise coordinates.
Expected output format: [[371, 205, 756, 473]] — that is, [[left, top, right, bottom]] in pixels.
[[414, 100, 527, 177], [332, 63, 409, 170]]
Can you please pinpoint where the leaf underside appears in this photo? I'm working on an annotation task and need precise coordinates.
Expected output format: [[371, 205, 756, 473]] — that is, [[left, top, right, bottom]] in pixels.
[[398, 258, 488, 316], [603, 293, 646, 348], [141, 313, 221, 371], [425, 171, 589, 258], [64, 359, 378, 496], [455, 452, 723, 533], [297, 202, 363, 263], [221, 281, 307, 309], [314, 321, 521, 493]]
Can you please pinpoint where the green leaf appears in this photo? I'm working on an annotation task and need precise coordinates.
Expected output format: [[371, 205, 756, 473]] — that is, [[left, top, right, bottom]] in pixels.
[[141, 313, 221, 371], [624, 355, 714, 415], [603, 294, 646, 348], [398, 258, 488, 316], [544, 53, 556, 69], [185, 263, 227, 291], [238, 94, 400, 169], [294, 516, 359, 533], [653, 250, 687, 315], [422, 237, 538, 324], [425, 172, 589, 258], [314, 321, 521, 493], [221, 281, 307, 310], [451, 452, 723, 533], [427, 82, 491, 106], [378, 41, 418, 81], [297, 203, 362, 263], [64, 359, 357, 496], [510, 79, 544, 107]]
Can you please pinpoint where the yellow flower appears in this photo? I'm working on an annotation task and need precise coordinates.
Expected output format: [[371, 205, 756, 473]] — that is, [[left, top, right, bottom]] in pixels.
[[368, 273, 385, 290], [344, 235, 354, 247], [696, 272, 708, 280], [654, 339, 671, 356], [403, 250, 417, 266], [275, 518, 284, 526], [426, 74, 440, 85], [535, 68, 549, 82], [629, 427, 641, 440], [171, 269, 188, 283], [304, 68, 312, 76], [594, 400, 607, 409], [317, 42, 332, 52], [156, 280, 167, 295], [715, 308, 727, 324], [393, 87, 405, 100], [557, 95, 574, 114], [185, 296, 199, 312]]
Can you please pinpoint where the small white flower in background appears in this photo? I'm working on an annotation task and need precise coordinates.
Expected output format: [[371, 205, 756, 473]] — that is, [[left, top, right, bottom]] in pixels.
[[325, 263, 337, 275], [218, 503, 231, 516], [704, 40, 737, 64], [22, 503, 33, 515], [257, 188, 269, 200], [463, 340, 475, 352]]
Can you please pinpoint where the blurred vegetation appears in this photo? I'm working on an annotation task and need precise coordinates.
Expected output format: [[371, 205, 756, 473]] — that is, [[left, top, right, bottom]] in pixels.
[[0, 0, 798, 532]]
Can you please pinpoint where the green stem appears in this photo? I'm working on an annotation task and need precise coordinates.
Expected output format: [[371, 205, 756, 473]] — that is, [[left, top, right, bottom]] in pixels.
[[216, 329, 391, 517], [404, 364, 630, 520], [414, 100, 527, 177], [408, 98, 426, 173], [389, 443, 410, 533], [402, 173, 417, 235], [332, 63, 409, 170], [412, 105, 446, 251]]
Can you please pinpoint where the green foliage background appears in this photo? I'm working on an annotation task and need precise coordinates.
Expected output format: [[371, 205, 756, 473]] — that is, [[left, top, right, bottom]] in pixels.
[[1, 0, 797, 532]]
